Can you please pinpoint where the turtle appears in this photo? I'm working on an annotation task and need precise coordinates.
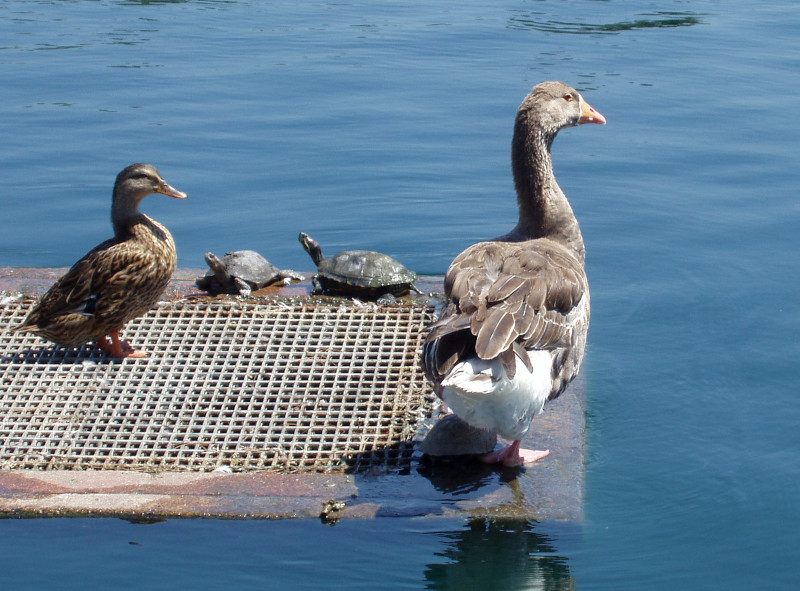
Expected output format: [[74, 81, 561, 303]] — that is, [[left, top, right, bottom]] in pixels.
[[298, 232, 419, 298], [196, 250, 303, 295]]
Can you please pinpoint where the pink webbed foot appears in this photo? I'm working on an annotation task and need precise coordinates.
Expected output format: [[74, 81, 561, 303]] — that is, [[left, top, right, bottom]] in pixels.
[[479, 439, 550, 467]]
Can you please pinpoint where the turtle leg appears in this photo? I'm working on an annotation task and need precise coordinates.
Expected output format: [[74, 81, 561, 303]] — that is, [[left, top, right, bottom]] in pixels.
[[233, 278, 252, 296], [274, 269, 305, 285], [376, 292, 398, 305]]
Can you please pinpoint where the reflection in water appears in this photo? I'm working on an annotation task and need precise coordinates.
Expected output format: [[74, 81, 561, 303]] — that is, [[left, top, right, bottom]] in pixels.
[[424, 518, 576, 590], [416, 456, 540, 517], [417, 455, 515, 496], [418, 458, 577, 589], [508, 11, 702, 34]]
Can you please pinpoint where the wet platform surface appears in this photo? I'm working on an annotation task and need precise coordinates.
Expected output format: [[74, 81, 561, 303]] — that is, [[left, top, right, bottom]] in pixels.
[[0, 267, 585, 521]]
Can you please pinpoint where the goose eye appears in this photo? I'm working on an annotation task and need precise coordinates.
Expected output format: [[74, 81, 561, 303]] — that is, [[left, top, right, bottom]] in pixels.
[[563, 94, 574, 102]]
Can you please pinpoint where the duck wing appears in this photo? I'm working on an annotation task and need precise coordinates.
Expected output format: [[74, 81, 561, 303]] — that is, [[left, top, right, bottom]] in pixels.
[[18, 237, 154, 329]]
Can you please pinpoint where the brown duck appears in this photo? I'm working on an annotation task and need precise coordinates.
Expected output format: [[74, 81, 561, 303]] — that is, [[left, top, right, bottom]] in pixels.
[[14, 163, 187, 358], [422, 82, 605, 466]]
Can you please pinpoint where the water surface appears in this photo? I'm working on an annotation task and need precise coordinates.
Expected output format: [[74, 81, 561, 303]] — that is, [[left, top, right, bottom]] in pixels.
[[2, 1, 800, 589]]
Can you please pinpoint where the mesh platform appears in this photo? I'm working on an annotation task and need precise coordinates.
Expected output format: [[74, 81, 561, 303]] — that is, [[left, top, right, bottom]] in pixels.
[[0, 295, 436, 474]]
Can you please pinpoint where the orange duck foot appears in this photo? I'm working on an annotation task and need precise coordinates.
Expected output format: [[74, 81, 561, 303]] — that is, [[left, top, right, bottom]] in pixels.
[[96, 332, 146, 359]]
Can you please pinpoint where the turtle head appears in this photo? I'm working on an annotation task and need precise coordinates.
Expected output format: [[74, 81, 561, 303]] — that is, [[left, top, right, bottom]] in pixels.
[[298, 232, 325, 266], [204, 252, 232, 285]]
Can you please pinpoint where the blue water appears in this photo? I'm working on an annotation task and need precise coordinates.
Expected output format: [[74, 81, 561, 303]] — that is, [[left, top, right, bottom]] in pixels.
[[3, 0, 800, 589]]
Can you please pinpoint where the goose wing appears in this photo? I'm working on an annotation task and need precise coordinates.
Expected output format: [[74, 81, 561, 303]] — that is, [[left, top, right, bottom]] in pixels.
[[424, 238, 588, 385]]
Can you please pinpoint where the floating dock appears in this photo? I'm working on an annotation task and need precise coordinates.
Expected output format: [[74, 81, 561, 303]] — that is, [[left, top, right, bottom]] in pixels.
[[0, 268, 584, 521]]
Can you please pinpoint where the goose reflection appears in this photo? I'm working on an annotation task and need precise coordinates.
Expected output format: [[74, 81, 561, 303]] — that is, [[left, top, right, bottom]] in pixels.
[[424, 518, 577, 590]]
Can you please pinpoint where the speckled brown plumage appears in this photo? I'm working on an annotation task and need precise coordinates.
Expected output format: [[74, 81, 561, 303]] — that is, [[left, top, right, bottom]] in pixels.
[[421, 82, 604, 466], [14, 163, 186, 357]]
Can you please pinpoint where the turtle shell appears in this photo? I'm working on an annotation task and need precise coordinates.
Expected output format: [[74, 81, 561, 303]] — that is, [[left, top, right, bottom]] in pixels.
[[316, 250, 417, 297], [197, 250, 282, 293]]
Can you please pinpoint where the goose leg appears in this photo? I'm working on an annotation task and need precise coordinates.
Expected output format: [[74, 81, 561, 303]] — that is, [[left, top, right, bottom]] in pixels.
[[479, 439, 549, 467]]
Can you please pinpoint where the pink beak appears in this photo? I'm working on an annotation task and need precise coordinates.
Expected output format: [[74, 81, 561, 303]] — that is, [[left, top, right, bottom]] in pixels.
[[579, 98, 606, 125]]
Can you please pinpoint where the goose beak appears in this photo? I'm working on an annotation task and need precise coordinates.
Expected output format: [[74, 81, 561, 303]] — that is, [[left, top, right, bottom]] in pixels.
[[158, 182, 188, 199], [579, 99, 606, 125]]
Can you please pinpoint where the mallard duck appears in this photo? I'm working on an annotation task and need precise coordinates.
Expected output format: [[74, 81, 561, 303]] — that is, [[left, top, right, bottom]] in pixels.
[[422, 82, 605, 467], [14, 163, 187, 358]]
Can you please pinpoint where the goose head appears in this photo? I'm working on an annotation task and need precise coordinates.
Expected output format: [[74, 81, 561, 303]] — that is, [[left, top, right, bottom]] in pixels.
[[518, 81, 606, 138]]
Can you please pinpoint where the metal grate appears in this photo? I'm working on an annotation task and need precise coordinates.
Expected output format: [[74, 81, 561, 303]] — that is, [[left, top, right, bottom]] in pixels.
[[0, 295, 436, 474]]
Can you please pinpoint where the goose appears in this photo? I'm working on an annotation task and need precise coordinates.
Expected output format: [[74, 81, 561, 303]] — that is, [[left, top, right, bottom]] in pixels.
[[422, 81, 605, 466], [14, 163, 187, 358]]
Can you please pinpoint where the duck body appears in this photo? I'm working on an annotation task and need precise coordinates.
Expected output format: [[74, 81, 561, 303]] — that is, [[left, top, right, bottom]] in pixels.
[[422, 81, 604, 466], [15, 163, 187, 357]]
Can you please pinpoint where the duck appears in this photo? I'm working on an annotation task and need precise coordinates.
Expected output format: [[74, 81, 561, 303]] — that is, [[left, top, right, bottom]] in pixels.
[[421, 81, 605, 467], [14, 163, 187, 358]]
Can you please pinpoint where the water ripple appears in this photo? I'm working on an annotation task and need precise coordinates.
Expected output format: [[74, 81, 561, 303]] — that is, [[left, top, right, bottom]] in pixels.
[[508, 11, 703, 34]]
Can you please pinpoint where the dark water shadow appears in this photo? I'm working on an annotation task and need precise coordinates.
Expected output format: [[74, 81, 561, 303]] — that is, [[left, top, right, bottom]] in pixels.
[[343, 442, 532, 520], [415, 453, 522, 496], [508, 11, 704, 35]]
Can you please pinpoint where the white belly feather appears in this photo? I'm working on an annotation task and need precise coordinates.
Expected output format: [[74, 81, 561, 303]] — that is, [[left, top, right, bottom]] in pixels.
[[440, 349, 553, 441]]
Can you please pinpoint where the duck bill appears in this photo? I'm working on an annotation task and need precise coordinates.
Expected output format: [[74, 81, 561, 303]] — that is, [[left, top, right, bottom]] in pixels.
[[158, 182, 188, 199], [579, 98, 606, 125]]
